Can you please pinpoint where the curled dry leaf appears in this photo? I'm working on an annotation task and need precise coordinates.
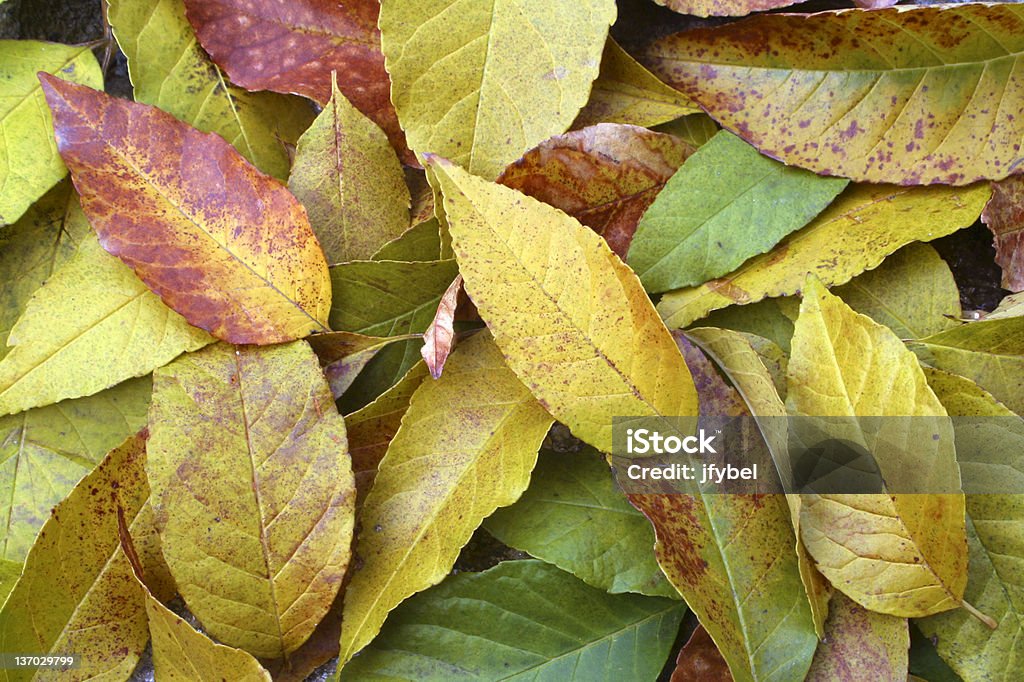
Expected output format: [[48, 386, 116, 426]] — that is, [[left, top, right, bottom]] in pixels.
[[981, 174, 1024, 292], [420, 275, 462, 379], [40, 75, 331, 345], [647, 4, 1024, 185], [182, 0, 410, 162], [670, 625, 732, 682], [498, 123, 694, 259]]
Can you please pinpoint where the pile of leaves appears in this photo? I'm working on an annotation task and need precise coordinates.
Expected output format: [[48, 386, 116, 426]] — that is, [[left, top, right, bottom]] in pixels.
[[0, 0, 1022, 680]]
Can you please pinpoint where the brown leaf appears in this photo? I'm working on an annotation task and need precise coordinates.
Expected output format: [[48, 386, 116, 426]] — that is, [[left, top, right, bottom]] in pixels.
[[421, 275, 463, 379], [498, 123, 694, 258], [182, 0, 412, 163], [982, 175, 1024, 292], [671, 626, 733, 682], [39, 75, 331, 345]]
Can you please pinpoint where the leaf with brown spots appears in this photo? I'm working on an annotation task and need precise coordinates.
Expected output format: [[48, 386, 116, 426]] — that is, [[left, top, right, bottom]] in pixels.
[[420, 275, 462, 379], [40, 75, 331, 345], [647, 4, 1024, 185], [497, 123, 694, 259], [671, 625, 732, 682], [982, 175, 1024, 292], [182, 0, 410, 163], [147, 341, 355, 658], [806, 593, 909, 682], [654, 0, 804, 19]]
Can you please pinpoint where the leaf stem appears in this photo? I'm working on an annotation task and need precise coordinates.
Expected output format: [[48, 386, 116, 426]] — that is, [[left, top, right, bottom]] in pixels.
[[961, 600, 998, 629]]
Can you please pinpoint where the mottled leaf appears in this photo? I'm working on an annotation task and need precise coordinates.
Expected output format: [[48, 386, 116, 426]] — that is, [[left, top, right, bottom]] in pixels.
[[0, 233, 212, 416], [988, 292, 1024, 320], [340, 560, 685, 681], [41, 75, 331, 344], [289, 75, 410, 264], [430, 158, 697, 454], [982, 174, 1024, 292], [307, 331, 420, 400], [485, 446, 676, 598], [628, 131, 848, 293], [654, 0, 803, 19], [0, 40, 102, 225], [574, 38, 698, 130], [834, 243, 961, 339], [338, 333, 553, 664], [0, 432, 155, 682], [182, 0, 409, 161], [380, 0, 616, 179], [647, 5, 1024, 185], [807, 592, 909, 682], [670, 626, 731, 682], [658, 184, 989, 329], [789, 278, 969, 618], [911, 316, 1024, 415], [498, 123, 693, 259], [421, 275, 462, 379], [107, 0, 313, 180], [0, 376, 150, 563], [148, 341, 355, 658]]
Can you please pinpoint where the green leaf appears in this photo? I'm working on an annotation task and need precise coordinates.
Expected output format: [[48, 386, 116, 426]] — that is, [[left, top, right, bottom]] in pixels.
[[485, 446, 676, 598], [910, 316, 1024, 415], [658, 183, 989, 329], [371, 219, 442, 262], [107, 0, 313, 180], [699, 298, 797, 354], [307, 331, 421, 401], [338, 332, 554, 664], [0, 376, 151, 562], [0, 233, 213, 415], [0, 181, 90, 360], [628, 131, 847, 293], [289, 76, 410, 264], [339, 560, 685, 681], [0, 40, 102, 225], [147, 341, 355, 658], [380, 0, 616, 179]]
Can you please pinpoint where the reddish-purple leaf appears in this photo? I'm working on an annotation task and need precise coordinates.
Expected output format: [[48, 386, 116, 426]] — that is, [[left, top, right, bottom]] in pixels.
[[421, 275, 462, 379], [982, 175, 1024, 292]]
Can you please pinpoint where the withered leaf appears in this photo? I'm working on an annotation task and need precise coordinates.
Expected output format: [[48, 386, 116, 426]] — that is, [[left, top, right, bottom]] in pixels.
[[982, 174, 1024, 292], [420, 275, 462, 379]]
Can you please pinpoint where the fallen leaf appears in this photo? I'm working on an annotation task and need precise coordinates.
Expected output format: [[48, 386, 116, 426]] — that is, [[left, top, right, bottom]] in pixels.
[[981, 174, 1024, 292], [656, 113, 720, 148], [307, 331, 421, 400], [147, 341, 355, 658], [671, 625, 732, 682], [0, 40, 102, 225], [370, 218, 442, 262], [806, 592, 909, 682], [654, 0, 803, 19], [40, 75, 331, 344], [658, 183, 989, 329], [338, 332, 553, 664], [700, 298, 797, 354], [420, 275, 462, 379], [380, 0, 616, 178], [987, 291, 1024, 320], [107, 0, 314, 180], [498, 123, 694, 259], [340, 560, 686, 681], [485, 446, 677, 598], [573, 38, 699, 130], [289, 75, 410, 264], [182, 0, 409, 162], [628, 131, 848, 293], [430, 158, 698, 453], [0, 560, 18, 609], [0, 432, 155, 682], [646, 5, 1024, 185], [0, 233, 213, 416], [0, 376, 150, 562], [789, 278, 969, 618]]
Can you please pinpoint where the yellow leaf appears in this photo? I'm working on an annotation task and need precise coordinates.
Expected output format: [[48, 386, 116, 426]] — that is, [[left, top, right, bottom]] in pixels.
[[429, 158, 697, 453], [788, 278, 968, 618], [147, 341, 355, 658], [0, 234, 213, 416], [338, 332, 553, 664], [380, 0, 616, 179], [658, 183, 989, 329]]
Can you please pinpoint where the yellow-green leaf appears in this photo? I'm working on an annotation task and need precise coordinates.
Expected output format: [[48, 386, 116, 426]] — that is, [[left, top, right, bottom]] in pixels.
[[289, 76, 410, 264], [789, 278, 968, 618], [573, 38, 698, 129], [659, 183, 989, 329], [988, 292, 1024, 320], [0, 180, 90, 360], [0, 233, 213, 416], [0, 560, 17, 609], [338, 332, 553, 664], [148, 341, 355, 658], [0, 40, 102, 225], [0, 432, 154, 682], [0, 376, 151, 562], [107, 0, 313, 180], [380, 0, 616, 179], [429, 158, 697, 453]]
